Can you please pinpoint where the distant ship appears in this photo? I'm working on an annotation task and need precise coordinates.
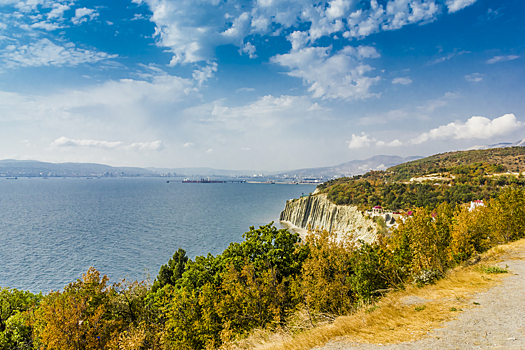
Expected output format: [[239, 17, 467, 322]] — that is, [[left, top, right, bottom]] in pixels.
[[182, 178, 225, 183], [6, 177, 17, 180]]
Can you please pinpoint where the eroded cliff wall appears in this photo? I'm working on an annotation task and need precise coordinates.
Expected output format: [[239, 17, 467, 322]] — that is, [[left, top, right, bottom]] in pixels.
[[279, 194, 377, 243]]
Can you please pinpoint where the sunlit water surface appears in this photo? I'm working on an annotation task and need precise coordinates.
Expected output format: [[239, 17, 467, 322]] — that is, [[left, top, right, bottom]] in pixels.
[[0, 178, 315, 292]]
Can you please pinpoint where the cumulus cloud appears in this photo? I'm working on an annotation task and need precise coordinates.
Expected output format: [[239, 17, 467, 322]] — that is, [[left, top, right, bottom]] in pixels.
[[487, 55, 519, 64], [446, 0, 477, 13], [241, 42, 257, 58], [465, 73, 483, 82], [392, 77, 412, 85], [47, 3, 70, 20], [412, 114, 522, 144], [271, 45, 381, 100], [376, 139, 402, 147], [51, 137, 165, 151], [347, 132, 375, 149], [51, 137, 123, 149], [192, 63, 218, 87], [183, 142, 194, 147], [1, 38, 117, 68], [344, 0, 439, 38], [129, 140, 165, 151], [135, 0, 464, 67], [72, 8, 98, 25]]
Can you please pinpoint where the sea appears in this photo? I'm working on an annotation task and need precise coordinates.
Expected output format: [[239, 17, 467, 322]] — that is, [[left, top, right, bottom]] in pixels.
[[0, 177, 316, 293]]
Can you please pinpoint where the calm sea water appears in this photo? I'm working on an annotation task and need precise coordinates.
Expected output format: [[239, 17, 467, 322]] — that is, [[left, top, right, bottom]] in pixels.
[[0, 178, 315, 293]]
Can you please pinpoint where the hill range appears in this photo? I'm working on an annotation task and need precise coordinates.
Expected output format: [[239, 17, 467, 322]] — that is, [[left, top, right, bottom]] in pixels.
[[1, 139, 523, 178]]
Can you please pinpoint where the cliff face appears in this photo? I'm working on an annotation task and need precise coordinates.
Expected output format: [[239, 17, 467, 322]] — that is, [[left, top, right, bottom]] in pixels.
[[280, 194, 377, 243]]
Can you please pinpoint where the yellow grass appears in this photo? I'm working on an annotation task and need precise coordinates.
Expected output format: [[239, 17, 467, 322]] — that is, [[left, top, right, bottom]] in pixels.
[[222, 239, 525, 350]]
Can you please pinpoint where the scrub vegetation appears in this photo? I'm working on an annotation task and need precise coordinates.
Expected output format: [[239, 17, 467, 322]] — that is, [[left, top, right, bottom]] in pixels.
[[318, 147, 525, 210]]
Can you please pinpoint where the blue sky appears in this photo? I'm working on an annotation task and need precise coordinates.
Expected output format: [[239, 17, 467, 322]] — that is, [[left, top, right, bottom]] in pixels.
[[0, 0, 523, 171]]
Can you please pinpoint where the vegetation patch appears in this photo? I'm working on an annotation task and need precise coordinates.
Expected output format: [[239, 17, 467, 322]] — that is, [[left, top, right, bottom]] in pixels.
[[480, 265, 508, 274], [317, 147, 525, 210]]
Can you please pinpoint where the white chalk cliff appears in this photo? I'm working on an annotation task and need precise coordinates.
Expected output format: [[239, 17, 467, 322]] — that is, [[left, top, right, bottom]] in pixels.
[[279, 194, 377, 243]]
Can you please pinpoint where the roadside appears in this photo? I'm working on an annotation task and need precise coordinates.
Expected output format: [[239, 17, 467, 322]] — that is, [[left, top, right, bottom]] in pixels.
[[316, 240, 525, 350], [226, 239, 525, 350]]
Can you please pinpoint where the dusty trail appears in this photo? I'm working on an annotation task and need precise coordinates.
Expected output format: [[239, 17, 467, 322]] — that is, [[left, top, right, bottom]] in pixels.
[[317, 253, 525, 350]]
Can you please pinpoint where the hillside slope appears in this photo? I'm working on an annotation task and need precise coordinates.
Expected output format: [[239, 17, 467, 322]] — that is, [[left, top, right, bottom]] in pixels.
[[317, 147, 525, 210]]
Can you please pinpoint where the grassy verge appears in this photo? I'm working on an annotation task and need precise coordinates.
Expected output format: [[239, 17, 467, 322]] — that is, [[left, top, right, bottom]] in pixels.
[[223, 239, 525, 350]]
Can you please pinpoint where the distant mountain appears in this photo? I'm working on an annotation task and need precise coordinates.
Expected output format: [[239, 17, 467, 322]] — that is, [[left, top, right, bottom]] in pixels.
[[467, 138, 525, 151], [0, 155, 424, 179], [0, 160, 154, 177], [275, 155, 422, 179]]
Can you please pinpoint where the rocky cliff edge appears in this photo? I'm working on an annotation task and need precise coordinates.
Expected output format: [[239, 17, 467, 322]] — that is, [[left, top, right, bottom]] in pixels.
[[279, 194, 377, 243]]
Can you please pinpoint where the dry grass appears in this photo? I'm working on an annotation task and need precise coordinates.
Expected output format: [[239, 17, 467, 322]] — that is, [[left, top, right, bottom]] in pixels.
[[222, 239, 525, 350]]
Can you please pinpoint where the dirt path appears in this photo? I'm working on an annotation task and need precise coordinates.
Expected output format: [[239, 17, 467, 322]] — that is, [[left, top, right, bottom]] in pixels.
[[317, 255, 525, 350]]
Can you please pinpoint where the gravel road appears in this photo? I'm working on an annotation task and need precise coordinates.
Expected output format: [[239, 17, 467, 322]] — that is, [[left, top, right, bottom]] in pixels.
[[316, 256, 525, 350]]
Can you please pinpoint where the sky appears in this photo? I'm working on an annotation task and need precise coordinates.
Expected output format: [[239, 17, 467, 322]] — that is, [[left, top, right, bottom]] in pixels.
[[0, 0, 524, 171]]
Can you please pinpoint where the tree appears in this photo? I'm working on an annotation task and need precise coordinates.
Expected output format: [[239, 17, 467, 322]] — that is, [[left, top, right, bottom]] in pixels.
[[0, 287, 41, 350], [151, 248, 188, 292], [31, 267, 117, 350], [296, 229, 356, 318], [490, 187, 525, 243]]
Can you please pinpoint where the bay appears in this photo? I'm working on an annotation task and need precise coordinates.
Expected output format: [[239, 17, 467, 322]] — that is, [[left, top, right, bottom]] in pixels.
[[0, 177, 315, 292]]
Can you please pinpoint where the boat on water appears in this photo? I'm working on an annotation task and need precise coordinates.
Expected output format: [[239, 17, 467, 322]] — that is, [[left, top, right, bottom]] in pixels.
[[6, 177, 17, 180], [182, 178, 225, 183]]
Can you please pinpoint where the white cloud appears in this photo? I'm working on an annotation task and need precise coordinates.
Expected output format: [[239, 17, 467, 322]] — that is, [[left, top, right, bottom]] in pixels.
[[129, 140, 165, 151], [487, 55, 519, 64], [446, 0, 477, 13], [183, 142, 194, 147], [51, 137, 123, 149], [271, 45, 381, 100], [183, 94, 324, 132], [241, 42, 257, 58], [30, 21, 63, 30], [132, 14, 146, 21], [376, 139, 402, 147], [412, 114, 522, 144], [392, 77, 412, 85], [51, 137, 165, 151], [72, 8, 98, 25], [206, 148, 213, 153], [1, 38, 117, 68], [136, 0, 465, 67], [47, 4, 70, 20], [192, 63, 218, 87], [236, 87, 255, 92], [347, 132, 375, 149], [465, 73, 483, 82], [344, 0, 439, 39], [427, 51, 467, 65]]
